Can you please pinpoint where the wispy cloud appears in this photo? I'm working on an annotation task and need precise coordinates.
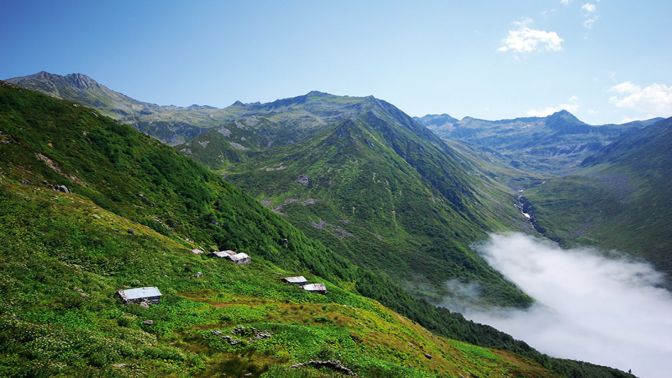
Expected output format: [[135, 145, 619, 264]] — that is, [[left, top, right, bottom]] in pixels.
[[560, 0, 572, 5], [457, 233, 672, 378], [610, 81, 672, 117], [581, 2, 599, 28], [581, 3, 596, 13], [526, 96, 579, 116], [498, 19, 564, 53]]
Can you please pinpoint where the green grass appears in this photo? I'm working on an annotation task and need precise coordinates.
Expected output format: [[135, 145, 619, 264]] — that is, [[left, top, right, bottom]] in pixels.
[[526, 119, 672, 281], [0, 153, 550, 377], [0, 82, 634, 377], [212, 102, 534, 309]]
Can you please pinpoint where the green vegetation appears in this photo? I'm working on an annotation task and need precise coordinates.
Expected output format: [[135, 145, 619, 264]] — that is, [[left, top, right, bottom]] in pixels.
[[182, 94, 533, 308], [0, 83, 632, 377], [11, 72, 536, 308], [526, 118, 672, 281]]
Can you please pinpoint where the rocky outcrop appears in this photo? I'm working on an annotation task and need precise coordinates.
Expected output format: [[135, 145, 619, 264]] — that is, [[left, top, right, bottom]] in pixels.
[[297, 174, 310, 186], [291, 360, 355, 376]]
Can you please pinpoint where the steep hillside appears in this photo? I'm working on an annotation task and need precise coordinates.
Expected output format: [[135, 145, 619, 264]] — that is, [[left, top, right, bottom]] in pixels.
[[6, 71, 149, 119], [416, 111, 661, 174], [7, 72, 534, 308], [7, 73, 362, 146], [0, 83, 634, 377], [525, 118, 672, 280], [189, 94, 531, 308]]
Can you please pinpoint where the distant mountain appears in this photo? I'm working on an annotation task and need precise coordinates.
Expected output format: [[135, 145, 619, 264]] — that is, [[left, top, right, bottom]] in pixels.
[[415, 110, 661, 174], [7, 72, 221, 145], [414, 113, 459, 130], [7, 73, 385, 147], [184, 92, 534, 308], [6, 71, 149, 117], [6, 71, 534, 308], [525, 117, 672, 280], [1, 81, 634, 378]]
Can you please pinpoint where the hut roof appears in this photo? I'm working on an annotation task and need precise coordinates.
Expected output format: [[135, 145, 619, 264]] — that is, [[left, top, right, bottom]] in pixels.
[[118, 287, 162, 301], [229, 252, 250, 262], [302, 283, 327, 292], [212, 250, 236, 258], [284, 276, 307, 284]]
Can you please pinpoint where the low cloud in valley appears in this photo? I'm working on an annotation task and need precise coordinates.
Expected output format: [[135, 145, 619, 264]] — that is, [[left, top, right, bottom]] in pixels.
[[453, 233, 672, 378]]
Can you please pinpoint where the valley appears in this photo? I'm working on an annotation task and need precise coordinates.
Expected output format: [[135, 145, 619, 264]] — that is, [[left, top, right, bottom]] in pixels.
[[3, 2, 670, 376], [2, 72, 670, 377]]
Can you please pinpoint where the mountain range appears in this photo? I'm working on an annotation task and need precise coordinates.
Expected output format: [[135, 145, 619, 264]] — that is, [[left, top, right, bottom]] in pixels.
[[415, 111, 662, 175], [7, 72, 535, 308], [5, 70, 670, 376], [0, 80, 636, 377], [525, 117, 672, 280]]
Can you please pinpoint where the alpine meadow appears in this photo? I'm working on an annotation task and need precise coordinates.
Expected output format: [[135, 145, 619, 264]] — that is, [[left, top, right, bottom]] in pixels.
[[1, 1, 671, 377]]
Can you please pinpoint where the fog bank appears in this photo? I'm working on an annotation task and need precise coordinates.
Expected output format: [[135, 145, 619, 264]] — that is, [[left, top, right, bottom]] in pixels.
[[462, 233, 672, 378]]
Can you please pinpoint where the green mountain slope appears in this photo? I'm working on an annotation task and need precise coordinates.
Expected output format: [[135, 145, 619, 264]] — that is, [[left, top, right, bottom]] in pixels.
[[415, 111, 661, 174], [6, 73, 363, 147], [0, 83, 632, 377], [182, 93, 531, 307], [7, 72, 534, 308], [525, 118, 672, 280]]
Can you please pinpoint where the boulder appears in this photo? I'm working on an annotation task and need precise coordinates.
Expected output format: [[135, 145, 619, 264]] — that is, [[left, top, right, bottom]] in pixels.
[[297, 174, 310, 186], [291, 360, 355, 376]]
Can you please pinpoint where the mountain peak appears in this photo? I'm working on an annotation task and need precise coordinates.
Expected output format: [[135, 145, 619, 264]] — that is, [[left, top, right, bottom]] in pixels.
[[305, 90, 331, 97], [545, 109, 586, 127], [64, 72, 99, 89], [548, 109, 582, 122], [11, 71, 101, 91]]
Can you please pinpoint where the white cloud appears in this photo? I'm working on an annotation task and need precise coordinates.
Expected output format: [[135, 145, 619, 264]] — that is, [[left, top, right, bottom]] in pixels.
[[459, 233, 672, 378], [560, 0, 572, 5], [609, 81, 672, 116], [498, 20, 564, 53], [526, 96, 579, 116], [583, 17, 598, 28], [581, 3, 597, 12], [581, 3, 599, 29]]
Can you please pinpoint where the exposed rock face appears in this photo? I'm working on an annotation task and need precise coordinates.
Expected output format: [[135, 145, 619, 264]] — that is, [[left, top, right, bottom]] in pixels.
[[221, 335, 242, 345], [311, 219, 327, 230], [297, 174, 310, 186], [56, 185, 70, 193], [229, 141, 248, 151], [291, 360, 355, 376]]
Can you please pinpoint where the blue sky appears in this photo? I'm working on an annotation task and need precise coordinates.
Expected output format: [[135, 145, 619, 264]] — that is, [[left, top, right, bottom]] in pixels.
[[1, 0, 671, 123]]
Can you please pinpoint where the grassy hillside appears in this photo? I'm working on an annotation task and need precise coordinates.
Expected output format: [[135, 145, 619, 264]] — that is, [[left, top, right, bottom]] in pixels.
[[0, 83, 633, 377], [1, 180, 555, 377], [9, 72, 536, 308], [176, 94, 532, 308], [525, 118, 672, 280]]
